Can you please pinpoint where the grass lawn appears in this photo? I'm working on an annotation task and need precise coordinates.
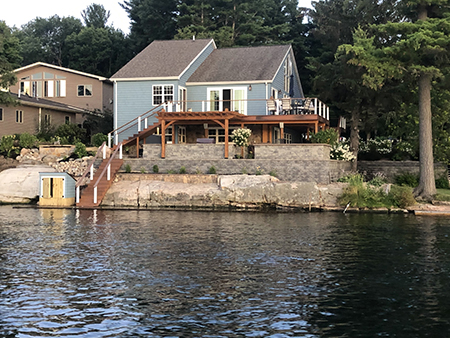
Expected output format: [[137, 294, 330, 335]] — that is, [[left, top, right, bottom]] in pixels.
[[435, 189, 450, 201]]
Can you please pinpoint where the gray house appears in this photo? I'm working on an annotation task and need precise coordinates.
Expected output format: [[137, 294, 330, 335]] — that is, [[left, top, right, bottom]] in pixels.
[[111, 38, 328, 146]]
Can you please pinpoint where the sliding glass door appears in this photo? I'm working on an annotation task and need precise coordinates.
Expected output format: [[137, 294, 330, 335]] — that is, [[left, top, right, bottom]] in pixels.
[[208, 87, 247, 114]]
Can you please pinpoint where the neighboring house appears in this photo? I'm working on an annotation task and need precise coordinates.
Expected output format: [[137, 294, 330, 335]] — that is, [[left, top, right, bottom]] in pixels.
[[9, 62, 113, 124], [111, 38, 329, 147], [0, 93, 84, 138]]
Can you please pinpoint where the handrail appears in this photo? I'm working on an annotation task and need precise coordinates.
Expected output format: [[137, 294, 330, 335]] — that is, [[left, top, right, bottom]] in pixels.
[[92, 142, 123, 204], [108, 96, 330, 146], [75, 141, 106, 203], [76, 141, 106, 187]]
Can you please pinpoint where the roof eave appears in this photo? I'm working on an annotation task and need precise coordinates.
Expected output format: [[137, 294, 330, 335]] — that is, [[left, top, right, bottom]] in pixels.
[[14, 62, 108, 81]]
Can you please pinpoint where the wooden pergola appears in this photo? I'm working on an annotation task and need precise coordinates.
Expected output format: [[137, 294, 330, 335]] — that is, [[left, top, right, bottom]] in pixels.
[[156, 109, 329, 159]]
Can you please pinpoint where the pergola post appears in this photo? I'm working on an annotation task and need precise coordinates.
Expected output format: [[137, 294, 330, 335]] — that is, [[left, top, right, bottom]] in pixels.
[[161, 119, 166, 159], [225, 119, 229, 159], [136, 137, 139, 158]]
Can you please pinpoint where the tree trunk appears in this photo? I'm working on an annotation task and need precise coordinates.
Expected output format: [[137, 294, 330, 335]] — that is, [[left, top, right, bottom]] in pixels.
[[349, 107, 360, 171], [415, 72, 436, 199]]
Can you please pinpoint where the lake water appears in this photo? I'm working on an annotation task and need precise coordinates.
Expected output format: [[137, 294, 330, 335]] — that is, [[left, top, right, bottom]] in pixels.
[[1, 206, 450, 337]]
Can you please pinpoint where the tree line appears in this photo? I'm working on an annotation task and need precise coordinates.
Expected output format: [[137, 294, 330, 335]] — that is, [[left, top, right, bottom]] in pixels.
[[0, 0, 449, 198]]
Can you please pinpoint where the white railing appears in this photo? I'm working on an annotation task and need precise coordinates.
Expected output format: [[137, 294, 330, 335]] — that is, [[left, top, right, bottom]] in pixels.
[[76, 142, 107, 204], [91, 142, 123, 204]]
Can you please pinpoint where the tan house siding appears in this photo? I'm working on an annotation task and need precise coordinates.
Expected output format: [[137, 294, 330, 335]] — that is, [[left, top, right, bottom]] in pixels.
[[0, 104, 78, 138], [10, 64, 113, 114]]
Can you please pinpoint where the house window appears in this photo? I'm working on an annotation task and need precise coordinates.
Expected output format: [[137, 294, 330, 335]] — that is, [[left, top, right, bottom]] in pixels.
[[78, 85, 92, 96], [178, 126, 186, 144], [16, 110, 23, 123], [44, 114, 51, 125], [207, 87, 247, 114], [65, 116, 71, 124], [153, 85, 174, 105], [0, 108, 3, 121], [44, 80, 54, 97], [20, 81, 30, 95], [55, 80, 66, 97], [208, 127, 236, 144], [155, 126, 173, 143]]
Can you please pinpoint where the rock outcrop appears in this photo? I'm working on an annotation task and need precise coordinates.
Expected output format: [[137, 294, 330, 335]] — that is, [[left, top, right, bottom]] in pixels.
[[0, 165, 57, 203], [101, 174, 345, 210]]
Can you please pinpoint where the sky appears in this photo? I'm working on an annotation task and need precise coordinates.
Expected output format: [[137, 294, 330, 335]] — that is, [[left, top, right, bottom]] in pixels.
[[2, 0, 313, 35]]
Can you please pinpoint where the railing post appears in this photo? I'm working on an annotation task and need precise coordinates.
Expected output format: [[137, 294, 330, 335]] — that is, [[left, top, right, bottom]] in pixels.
[[107, 164, 111, 181], [319, 101, 322, 117], [103, 144, 106, 159], [90, 165, 94, 180], [76, 186, 80, 204], [327, 106, 330, 121], [119, 143, 123, 159], [108, 133, 111, 148], [314, 98, 318, 115], [138, 116, 141, 132], [114, 131, 118, 146], [94, 186, 97, 204], [202, 101, 205, 112], [145, 118, 148, 130]]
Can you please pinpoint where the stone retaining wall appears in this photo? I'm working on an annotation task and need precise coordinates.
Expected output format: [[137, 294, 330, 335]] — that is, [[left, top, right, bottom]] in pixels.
[[358, 160, 448, 181], [122, 158, 351, 184]]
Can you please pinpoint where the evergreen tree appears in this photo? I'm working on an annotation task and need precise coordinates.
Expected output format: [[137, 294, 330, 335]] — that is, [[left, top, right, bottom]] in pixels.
[[340, 0, 450, 198], [0, 21, 21, 105], [121, 0, 178, 53], [81, 3, 111, 29]]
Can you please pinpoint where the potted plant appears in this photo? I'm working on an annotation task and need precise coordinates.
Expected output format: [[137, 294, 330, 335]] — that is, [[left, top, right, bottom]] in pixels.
[[231, 128, 252, 158]]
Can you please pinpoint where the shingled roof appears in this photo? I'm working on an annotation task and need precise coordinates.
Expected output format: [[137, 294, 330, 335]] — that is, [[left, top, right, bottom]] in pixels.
[[111, 39, 215, 80], [8, 93, 85, 114], [187, 44, 291, 83]]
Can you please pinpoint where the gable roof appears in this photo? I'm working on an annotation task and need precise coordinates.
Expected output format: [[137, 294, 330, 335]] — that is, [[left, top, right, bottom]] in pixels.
[[187, 44, 291, 84], [14, 62, 109, 81], [6, 93, 85, 114], [111, 39, 215, 81]]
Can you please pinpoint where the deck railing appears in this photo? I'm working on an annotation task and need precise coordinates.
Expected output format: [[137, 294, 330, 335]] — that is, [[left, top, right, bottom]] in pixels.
[[108, 97, 330, 146]]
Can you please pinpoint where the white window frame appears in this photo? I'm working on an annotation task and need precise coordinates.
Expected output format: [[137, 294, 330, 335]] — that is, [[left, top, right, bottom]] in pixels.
[[178, 126, 186, 144], [207, 87, 247, 115], [153, 85, 174, 106], [78, 84, 92, 97], [15, 110, 23, 123], [155, 126, 173, 144], [207, 127, 237, 144], [56, 80, 66, 97]]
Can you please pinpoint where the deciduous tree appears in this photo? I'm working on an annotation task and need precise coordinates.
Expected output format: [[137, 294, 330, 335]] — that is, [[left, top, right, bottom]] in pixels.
[[0, 21, 21, 105]]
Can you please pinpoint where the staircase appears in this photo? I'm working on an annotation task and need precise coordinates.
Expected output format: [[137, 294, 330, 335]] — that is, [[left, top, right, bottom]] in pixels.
[[116, 121, 161, 150], [76, 157, 123, 208]]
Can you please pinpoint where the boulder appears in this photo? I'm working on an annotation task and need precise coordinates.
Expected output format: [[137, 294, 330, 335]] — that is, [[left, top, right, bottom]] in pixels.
[[0, 165, 57, 203]]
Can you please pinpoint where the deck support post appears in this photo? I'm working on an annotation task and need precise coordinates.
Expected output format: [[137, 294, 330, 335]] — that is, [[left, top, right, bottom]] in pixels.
[[136, 137, 139, 158], [161, 119, 166, 159], [225, 119, 229, 159]]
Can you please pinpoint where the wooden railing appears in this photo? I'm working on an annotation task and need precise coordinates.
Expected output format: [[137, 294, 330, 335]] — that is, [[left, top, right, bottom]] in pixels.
[[75, 142, 107, 204], [92, 142, 123, 204], [107, 97, 330, 146]]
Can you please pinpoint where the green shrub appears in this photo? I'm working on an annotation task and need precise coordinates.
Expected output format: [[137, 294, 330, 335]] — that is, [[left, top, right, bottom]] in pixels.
[[435, 176, 449, 189], [208, 166, 217, 174], [152, 164, 159, 173], [310, 129, 339, 145], [91, 133, 108, 147], [125, 164, 131, 173], [395, 172, 419, 187], [73, 142, 88, 158], [255, 166, 264, 175], [388, 185, 416, 208], [241, 167, 248, 174], [368, 176, 387, 187], [0, 135, 19, 158], [167, 169, 176, 174], [140, 167, 146, 173], [269, 170, 277, 177], [19, 133, 38, 149], [55, 123, 86, 144], [179, 166, 186, 174]]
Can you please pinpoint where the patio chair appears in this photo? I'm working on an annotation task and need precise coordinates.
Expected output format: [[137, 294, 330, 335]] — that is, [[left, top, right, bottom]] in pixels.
[[302, 98, 314, 114], [282, 98, 292, 115], [267, 99, 277, 115]]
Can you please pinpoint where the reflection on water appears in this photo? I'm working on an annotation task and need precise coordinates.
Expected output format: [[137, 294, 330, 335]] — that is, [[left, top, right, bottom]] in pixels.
[[1, 206, 450, 337]]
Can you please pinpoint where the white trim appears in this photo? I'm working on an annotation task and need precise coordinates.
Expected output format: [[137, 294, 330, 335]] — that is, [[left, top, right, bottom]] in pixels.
[[179, 39, 216, 80], [271, 47, 291, 84], [112, 76, 179, 82], [187, 80, 271, 86], [114, 80, 118, 131], [152, 84, 174, 106], [207, 86, 247, 115], [14, 62, 108, 81]]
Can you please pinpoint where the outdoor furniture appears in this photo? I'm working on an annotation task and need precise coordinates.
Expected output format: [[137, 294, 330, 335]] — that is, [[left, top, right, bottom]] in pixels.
[[267, 99, 277, 115], [282, 98, 292, 115], [302, 98, 315, 114]]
